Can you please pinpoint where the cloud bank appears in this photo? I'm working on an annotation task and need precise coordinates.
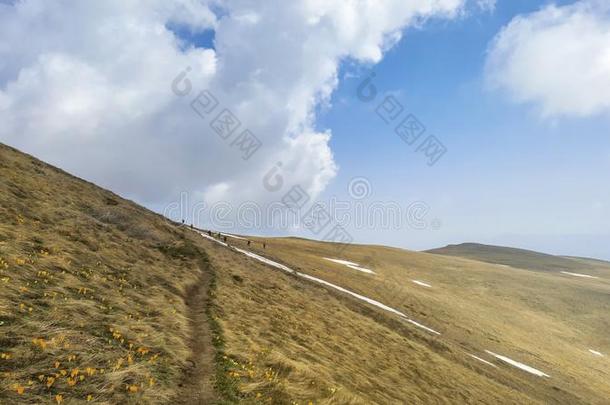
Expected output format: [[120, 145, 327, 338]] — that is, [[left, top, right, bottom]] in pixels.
[[486, 0, 610, 118], [0, 0, 470, 212]]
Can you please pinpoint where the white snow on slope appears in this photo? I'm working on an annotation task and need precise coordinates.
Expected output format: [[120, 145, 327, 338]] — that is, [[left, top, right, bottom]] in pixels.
[[233, 247, 296, 274], [198, 232, 440, 335], [469, 354, 498, 368], [412, 280, 432, 288], [485, 350, 550, 377], [560, 271, 598, 279], [589, 349, 604, 357], [324, 258, 375, 274], [221, 233, 248, 240]]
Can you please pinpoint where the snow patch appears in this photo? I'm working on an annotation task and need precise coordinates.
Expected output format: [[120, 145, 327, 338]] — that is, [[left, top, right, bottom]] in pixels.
[[589, 349, 604, 357], [221, 233, 248, 240], [485, 350, 550, 377], [469, 354, 498, 368], [560, 271, 598, 279], [412, 280, 432, 288], [324, 258, 375, 274], [233, 247, 296, 274]]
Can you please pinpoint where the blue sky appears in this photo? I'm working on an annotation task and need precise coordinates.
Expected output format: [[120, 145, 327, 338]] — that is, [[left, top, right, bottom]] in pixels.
[[1, 0, 608, 259], [313, 0, 610, 259]]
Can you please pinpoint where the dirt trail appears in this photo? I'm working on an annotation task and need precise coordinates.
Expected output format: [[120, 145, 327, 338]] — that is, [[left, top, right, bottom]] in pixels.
[[175, 260, 218, 404]]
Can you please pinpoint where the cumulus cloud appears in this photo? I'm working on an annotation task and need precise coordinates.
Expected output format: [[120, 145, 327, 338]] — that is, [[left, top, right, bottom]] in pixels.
[[0, 0, 469, 217], [486, 0, 610, 118]]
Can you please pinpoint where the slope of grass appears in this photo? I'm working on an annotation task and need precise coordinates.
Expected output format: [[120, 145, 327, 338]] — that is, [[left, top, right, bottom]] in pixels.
[[199, 235, 535, 404], [210, 235, 610, 404], [4, 142, 609, 404], [0, 144, 217, 404]]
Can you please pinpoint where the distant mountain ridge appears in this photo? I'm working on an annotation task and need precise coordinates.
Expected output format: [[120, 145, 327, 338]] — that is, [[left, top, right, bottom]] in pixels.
[[425, 242, 605, 273]]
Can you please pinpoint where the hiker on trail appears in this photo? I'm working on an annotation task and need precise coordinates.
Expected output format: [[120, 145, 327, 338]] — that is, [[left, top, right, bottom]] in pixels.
[[190, 224, 193, 229], [223, 236, 227, 243], [247, 240, 251, 247], [208, 230, 212, 236], [263, 242, 266, 249], [181, 219, 185, 225]]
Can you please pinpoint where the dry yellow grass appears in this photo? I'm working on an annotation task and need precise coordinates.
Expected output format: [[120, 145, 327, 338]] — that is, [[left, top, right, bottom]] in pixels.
[[201, 237, 533, 404], [3, 141, 610, 404], [0, 144, 216, 404], [204, 234, 610, 404]]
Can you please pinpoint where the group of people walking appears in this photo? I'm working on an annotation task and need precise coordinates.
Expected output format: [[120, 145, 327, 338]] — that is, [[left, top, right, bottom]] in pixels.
[[207, 230, 266, 249], [180, 220, 267, 249]]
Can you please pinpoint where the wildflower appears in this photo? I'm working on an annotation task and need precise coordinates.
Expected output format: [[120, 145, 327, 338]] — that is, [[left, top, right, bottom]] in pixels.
[[113, 358, 124, 371], [87, 394, 93, 402], [127, 384, 139, 393], [32, 338, 47, 350], [55, 394, 63, 404], [46, 376, 56, 388], [14, 384, 25, 394], [137, 347, 150, 355]]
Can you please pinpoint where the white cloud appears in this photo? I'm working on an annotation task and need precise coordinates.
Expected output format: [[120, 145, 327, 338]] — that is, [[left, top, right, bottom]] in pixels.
[[486, 0, 610, 118], [0, 0, 469, 216], [476, 0, 496, 13]]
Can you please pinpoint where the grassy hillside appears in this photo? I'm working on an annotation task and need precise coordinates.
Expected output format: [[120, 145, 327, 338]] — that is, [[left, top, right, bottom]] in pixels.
[[0, 144, 217, 404], [426, 242, 610, 275], [200, 237, 537, 404], [213, 235, 610, 404], [3, 142, 610, 404]]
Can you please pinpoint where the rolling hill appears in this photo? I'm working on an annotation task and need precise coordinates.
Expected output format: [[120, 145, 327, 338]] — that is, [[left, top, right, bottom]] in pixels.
[[425, 242, 610, 275], [2, 142, 610, 404]]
